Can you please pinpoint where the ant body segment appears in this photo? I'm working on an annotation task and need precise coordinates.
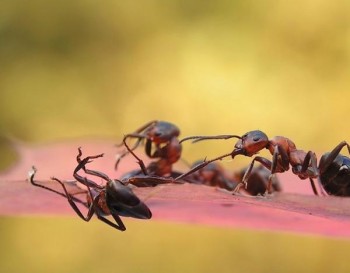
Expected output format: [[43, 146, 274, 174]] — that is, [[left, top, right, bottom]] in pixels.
[[318, 141, 350, 196], [234, 165, 282, 196], [115, 120, 182, 177]]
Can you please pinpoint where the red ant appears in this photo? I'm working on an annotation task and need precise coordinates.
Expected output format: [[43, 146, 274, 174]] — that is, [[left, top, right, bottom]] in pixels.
[[29, 148, 181, 231], [178, 130, 320, 195], [187, 160, 281, 195], [234, 165, 282, 196], [115, 120, 182, 177], [318, 142, 350, 196]]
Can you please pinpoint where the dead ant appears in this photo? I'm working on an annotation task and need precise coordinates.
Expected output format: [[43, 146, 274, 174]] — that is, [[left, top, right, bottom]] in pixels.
[[178, 130, 320, 195], [318, 141, 350, 196], [29, 148, 181, 231], [115, 120, 182, 177]]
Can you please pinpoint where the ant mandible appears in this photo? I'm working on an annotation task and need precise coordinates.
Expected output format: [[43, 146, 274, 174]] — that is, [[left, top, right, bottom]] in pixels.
[[115, 120, 182, 177], [178, 130, 320, 195], [318, 141, 350, 196], [29, 148, 180, 231]]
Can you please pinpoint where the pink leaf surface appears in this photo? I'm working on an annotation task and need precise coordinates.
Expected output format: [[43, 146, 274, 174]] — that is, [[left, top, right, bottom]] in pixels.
[[1, 139, 350, 238]]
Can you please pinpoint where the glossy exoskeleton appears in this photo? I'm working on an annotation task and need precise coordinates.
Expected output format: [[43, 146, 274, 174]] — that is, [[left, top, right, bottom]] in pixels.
[[234, 165, 282, 196], [187, 161, 238, 191], [29, 148, 180, 231], [318, 141, 350, 196], [187, 160, 281, 195], [115, 120, 182, 177], [179, 130, 319, 195]]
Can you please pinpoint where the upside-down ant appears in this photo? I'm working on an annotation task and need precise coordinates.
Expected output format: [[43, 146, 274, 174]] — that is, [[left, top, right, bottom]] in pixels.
[[29, 148, 181, 231]]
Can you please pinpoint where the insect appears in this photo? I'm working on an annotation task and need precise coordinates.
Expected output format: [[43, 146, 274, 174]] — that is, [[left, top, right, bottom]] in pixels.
[[318, 141, 350, 196], [115, 120, 182, 177], [234, 165, 282, 196], [29, 148, 180, 231], [178, 130, 319, 195], [187, 160, 281, 195]]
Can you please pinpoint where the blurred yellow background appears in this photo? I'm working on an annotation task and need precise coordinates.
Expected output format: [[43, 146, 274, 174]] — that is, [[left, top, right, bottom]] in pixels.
[[1, 0, 350, 170], [1, 216, 350, 273], [1, 0, 350, 272]]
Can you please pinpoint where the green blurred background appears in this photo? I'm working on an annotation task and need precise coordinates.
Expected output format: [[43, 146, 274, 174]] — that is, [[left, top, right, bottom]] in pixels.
[[1, 0, 350, 272]]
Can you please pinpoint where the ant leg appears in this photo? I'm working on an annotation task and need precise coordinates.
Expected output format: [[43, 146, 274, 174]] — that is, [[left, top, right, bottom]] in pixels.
[[313, 178, 328, 196], [319, 141, 350, 174], [96, 213, 126, 231], [145, 139, 154, 158], [298, 151, 319, 195], [235, 156, 273, 193], [76, 148, 114, 184], [51, 177, 96, 221], [115, 135, 144, 170], [308, 178, 319, 195], [264, 146, 289, 194], [28, 166, 86, 206], [300, 151, 319, 175], [55, 175, 126, 231], [116, 120, 158, 148], [76, 147, 104, 164], [73, 149, 105, 189], [123, 138, 148, 175]]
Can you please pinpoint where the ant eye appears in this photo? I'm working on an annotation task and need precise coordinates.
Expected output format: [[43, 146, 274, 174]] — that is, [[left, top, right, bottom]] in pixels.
[[154, 132, 162, 137], [253, 137, 260, 142]]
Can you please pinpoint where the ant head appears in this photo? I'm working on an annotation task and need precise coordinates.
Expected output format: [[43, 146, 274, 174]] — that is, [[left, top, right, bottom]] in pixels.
[[233, 130, 269, 157], [146, 121, 180, 143]]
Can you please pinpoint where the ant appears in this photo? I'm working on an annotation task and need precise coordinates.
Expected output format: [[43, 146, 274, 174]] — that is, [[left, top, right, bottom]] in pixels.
[[178, 130, 320, 195], [234, 165, 282, 196], [318, 142, 350, 196], [29, 148, 181, 231], [115, 120, 182, 177], [187, 160, 281, 195]]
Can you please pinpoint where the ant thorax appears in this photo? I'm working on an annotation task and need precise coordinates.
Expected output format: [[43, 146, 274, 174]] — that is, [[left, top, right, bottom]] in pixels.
[[267, 136, 297, 155]]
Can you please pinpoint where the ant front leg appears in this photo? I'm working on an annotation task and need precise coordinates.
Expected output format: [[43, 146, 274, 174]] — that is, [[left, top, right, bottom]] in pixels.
[[263, 145, 289, 194], [122, 138, 148, 175], [73, 149, 106, 189], [299, 151, 320, 195], [115, 134, 145, 170], [75, 148, 113, 182]]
